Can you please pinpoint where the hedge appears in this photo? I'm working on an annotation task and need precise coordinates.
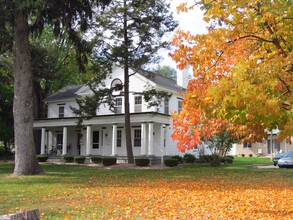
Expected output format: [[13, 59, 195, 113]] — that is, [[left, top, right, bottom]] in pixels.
[[91, 157, 102, 164], [102, 157, 117, 166], [37, 155, 49, 162], [135, 158, 150, 167], [164, 158, 179, 167], [63, 156, 74, 163], [74, 156, 86, 164]]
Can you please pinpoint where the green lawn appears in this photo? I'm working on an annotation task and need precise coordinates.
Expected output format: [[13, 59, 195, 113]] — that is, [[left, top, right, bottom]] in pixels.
[[0, 157, 292, 219]]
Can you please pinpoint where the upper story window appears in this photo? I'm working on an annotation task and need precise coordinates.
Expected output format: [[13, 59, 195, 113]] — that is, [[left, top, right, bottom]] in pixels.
[[111, 78, 123, 90], [164, 99, 169, 115], [134, 96, 142, 112], [178, 100, 182, 113], [58, 106, 65, 118], [115, 97, 122, 114]]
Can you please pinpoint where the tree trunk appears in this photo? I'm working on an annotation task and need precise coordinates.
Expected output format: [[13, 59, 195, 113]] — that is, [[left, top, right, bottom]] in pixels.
[[123, 0, 134, 163], [12, 7, 43, 176]]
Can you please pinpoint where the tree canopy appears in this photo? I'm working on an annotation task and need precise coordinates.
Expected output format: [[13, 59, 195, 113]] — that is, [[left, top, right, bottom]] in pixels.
[[0, 0, 111, 176], [171, 0, 293, 152]]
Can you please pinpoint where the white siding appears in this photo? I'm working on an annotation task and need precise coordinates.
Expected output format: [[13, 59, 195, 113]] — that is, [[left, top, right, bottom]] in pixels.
[[43, 66, 184, 157], [47, 100, 79, 118]]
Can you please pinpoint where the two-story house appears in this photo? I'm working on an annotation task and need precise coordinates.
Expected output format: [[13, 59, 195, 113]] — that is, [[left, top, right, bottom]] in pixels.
[[33, 65, 188, 159]]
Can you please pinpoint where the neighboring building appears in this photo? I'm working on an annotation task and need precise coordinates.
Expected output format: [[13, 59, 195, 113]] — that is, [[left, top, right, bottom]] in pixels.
[[33, 65, 189, 159], [233, 129, 293, 157]]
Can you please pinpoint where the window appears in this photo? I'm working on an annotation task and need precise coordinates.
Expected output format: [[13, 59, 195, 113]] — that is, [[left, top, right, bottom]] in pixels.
[[117, 130, 122, 147], [243, 142, 252, 148], [58, 106, 65, 118], [92, 131, 100, 149], [115, 97, 122, 114], [178, 100, 182, 113], [164, 99, 169, 114], [111, 78, 123, 90], [134, 129, 141, 147], [134, 96, 142, 112]]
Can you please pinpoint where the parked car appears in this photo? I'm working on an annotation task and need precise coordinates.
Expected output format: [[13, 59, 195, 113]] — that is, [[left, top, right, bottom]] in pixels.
[[273, 153, 284, 166], [278, 151, 293, 168]]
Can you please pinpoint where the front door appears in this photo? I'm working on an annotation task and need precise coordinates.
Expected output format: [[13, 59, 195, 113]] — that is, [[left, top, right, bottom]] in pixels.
[[56, 133, 63, 155]]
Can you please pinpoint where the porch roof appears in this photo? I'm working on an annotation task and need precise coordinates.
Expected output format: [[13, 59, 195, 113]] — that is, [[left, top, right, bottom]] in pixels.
[[33, 112, 170, 128]]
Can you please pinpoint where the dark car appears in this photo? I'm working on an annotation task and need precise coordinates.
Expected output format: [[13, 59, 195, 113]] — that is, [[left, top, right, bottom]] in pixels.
[[273, 153, 284, 166], [278, 151, 293, 168]]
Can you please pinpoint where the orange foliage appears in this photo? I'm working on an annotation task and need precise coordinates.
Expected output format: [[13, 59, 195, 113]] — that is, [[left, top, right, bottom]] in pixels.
[[170, 0, 293, 150], [38, 175, 293, 219], [2, 165, 293, 219]]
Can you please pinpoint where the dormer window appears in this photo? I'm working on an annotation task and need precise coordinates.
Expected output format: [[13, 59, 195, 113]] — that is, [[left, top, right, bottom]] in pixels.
[[58, 105, 65, 118]]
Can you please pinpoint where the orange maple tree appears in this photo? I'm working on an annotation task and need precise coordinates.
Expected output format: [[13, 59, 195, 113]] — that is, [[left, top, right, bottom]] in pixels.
[[171, 0, 293, 152]]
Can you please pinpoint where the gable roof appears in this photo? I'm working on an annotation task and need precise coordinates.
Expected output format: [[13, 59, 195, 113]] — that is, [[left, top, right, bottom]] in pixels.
[[44, 84, 84, 102], [138, 70, 184, 92], [45, 68, 184, 102]]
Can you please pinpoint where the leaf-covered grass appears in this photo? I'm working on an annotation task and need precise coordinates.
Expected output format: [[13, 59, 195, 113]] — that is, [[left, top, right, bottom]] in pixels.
[[0, 157, 292, 219]]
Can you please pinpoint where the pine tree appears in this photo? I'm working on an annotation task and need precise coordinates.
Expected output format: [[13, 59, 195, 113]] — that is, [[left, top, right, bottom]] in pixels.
[[77, 0, 178, 163]]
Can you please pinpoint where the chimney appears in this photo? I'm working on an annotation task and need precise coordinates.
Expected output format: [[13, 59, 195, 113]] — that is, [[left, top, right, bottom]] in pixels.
[[177, 65, 189, 88]]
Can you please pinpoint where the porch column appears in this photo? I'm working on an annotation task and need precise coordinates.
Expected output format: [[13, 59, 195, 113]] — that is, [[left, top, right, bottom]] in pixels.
[[62, 127, 68, 155], [112, 124, 117, 156], [40, 128, 46, 154], [148, 122, 154, 155], [141, 123, 147, 155], [48, 130, 53, 152], [86, 125, 92, 155]]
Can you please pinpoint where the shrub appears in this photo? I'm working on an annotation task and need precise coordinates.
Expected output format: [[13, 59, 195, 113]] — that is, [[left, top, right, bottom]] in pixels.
[[37, 155, 48, 162], [91, 157, 102, 164], [63, 156, 74, 163], [183, 154, 196, 163], [210, 158, 221, 167], [0, 151, 14, 161], [74, 156, 86, 164], [249, 154, 253, 157], [198, 155, 214, 163], [224, 157, 233, 164], [164, 158, 178, 167], [135, 158, 150, 167], [241, 154, 245, 157], [225, 155, 234, 159], [102, 157, 117, 166], [220, 157, 227, 163], [171, 155, 183, 163]]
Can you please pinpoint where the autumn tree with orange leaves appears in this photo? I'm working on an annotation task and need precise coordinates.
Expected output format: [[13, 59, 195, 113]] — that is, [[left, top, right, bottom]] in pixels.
[[171, 0, 293, 152]]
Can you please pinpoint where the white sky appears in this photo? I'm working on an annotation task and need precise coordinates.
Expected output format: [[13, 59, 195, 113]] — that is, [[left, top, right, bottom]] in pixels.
[[159, 0, 207, 68]]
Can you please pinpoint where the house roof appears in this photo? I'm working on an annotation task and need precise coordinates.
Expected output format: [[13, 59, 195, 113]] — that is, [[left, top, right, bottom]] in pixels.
[[44, 84, 84, 102], [139, 70, 184, 92], [45, 69, 184, 102]]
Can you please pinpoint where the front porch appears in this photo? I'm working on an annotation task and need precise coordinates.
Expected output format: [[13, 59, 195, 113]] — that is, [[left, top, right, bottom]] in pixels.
[[34, 112, 171, 158]]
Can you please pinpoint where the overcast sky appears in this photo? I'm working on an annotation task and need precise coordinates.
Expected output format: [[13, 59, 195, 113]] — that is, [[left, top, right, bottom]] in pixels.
[[159, 0, 207, 68]]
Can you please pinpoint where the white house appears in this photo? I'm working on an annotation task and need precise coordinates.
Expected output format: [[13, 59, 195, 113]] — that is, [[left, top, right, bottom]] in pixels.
[[33, 65, 189, 160]]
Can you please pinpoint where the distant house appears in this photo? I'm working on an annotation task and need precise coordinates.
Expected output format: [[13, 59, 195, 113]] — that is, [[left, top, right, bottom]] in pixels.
[[33, 65, 189, 159], [233, 129, 293, 156]]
